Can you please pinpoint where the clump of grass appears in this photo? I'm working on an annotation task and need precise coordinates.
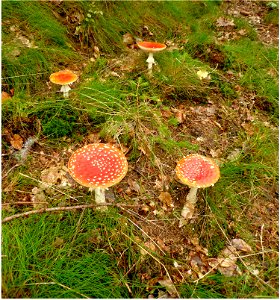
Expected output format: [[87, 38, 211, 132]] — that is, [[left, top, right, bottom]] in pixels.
[[76, 1, 222, 55], [153, 50, 211, 100], [2, 209, 141, 298], [263, 3, 279, 25], [2, 96, 90, 140]]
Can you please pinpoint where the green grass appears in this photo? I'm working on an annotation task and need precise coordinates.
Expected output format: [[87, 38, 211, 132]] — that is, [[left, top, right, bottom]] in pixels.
[[76, 75, 196, 161], [2, 0, 279, 298], [2, 1, 80, 93], [179, 272, 277, 298], [2, 209, 136, 298]]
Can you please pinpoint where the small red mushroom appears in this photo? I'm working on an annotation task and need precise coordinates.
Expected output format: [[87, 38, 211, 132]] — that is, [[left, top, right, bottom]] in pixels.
[[137, 41, 166, 74], [175, 154, 220, 225], [50, 70, 78, 98], [68, 143, 128, 210]]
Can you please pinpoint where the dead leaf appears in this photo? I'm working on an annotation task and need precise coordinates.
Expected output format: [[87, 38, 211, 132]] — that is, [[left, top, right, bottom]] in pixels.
[[241, 122, 255, 136], [158, 191, 173, 208], [52, 237, 65, 248], [214, 245, 242, 277], [142, 25, 154, 37], [218, 262, 242, 277], [40, 165, 68, 189], [31, 187, 47, 209], [140, 241, 157, 257], [227, 148, 241, 161], [171, 108, 186, 123], [210, 149, 222, 158], [216, 17, 235, 27], [219, 245, 237, 262], [123, 33, 135, 46], [231, 238, 252, 252], [10, 134, 23, 150], [238, 29, 247, 36], [110, 71, 121, 78], [2, 91, 11, 103], [127, 178, 141, 193], [161, 109, 173, 118], [180, 202, 195, 219], [158, 278, 178, 298], [190, 237, 209, 256], [154, 179, 164, 190], [86, 132, 101, 143], [15, 35, 37, 48]]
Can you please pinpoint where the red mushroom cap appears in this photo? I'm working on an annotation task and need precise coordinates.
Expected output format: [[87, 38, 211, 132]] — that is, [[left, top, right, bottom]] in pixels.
[[137, 41, 166, 53], [50, 70, 78, 85], [175, 154, 220, 188], [68, 143, 128, 189]]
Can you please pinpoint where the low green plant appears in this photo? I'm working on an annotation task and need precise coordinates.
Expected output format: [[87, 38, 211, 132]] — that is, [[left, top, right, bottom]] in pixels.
[[2, 96, 90, 139], [2, 209, 141, 298], [154, 51, 210, 100]]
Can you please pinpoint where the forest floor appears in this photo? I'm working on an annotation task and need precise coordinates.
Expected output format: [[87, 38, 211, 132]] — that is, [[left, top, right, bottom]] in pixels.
[[2, 0, 279, 298]]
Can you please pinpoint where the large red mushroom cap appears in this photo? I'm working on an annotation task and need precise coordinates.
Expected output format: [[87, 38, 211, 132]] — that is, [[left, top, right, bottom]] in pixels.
[[68, 143, 128, 189], [175, 154, 220, 188], [137, 41, 166, 53], [50, 70, 78, 85]]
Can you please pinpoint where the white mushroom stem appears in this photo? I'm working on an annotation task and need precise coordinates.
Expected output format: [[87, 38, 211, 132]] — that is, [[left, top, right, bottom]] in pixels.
[[186, 187, 198, 204], [90, 187, 108, 211], [60, 84, 71, 98], [146, 52, 155, 70], [181, 187, 198, 218]]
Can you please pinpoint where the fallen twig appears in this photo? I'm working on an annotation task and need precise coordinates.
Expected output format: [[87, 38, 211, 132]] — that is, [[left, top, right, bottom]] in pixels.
[[2, 164, 20, 179], [2, 203, 141, 224], [260, 224, 265, 263]]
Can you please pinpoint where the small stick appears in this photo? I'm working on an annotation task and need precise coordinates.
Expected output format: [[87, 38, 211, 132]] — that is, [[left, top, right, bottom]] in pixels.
[[119, 206, 163, 228], [193, 259, 222, 283], [2, 203, 141, 224], [2, 164, 20, 179], [260, 224, 265, 263], [3, 202, 48, 206]]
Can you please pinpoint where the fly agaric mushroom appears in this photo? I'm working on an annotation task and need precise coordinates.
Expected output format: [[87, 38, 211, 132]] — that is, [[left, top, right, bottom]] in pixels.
[[68, 143, 128, 210], [50, 70, 78, 98], [175, 154, 220, 225], [137, 41, 166, 74]]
